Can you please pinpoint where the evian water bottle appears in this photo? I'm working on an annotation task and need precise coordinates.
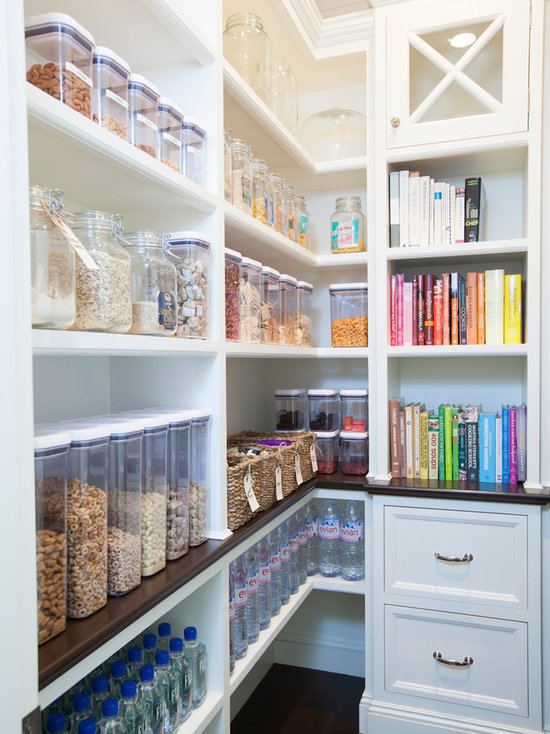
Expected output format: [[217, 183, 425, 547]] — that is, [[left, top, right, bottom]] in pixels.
[[340, 500, 365, 581], [229, 557, 248, 659], [288, 517, 299, 594], [305, 501, 319, 575], [279, 522, 290, 605], [255, 537, 272, 630], [244, 547, 260, 643], [268, 528, 282, 616], [318, 499, 341, 577], [228, 573, 235, 673], [296, 509, 308, 585]]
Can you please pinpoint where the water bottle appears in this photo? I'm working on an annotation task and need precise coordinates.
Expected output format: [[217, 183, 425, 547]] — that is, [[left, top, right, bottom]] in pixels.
[[288, 517, 299, 594], [155, 649, 181, 733], [138, 664, 164, 734], [119, 679, 145, 734], [268, 528, 281, 616], [229, 572, 236, 674], [142, 633, 158, 667], [63, 679, 86, 716], [229, 557, 248, 659], [184, 626, 207, 708], [306, 501, 319, 575], [169, 637, 192, 723], [42, 696, 64, 734], [279, 522, 290, 605], [67, 692, 91, 734], [90, 675, 109, 721], [126, 646, 143, 682], [318, 499, 342, 577], [109, 659, 126, 699], [243, 547, 260, 643], [77, 719, 96, 734], [340, 500, 365, 581], [98, 698, 124, 733], [46, 712, 66, 733], [296, 509, 308, 585], [157, 622, 172, 652], [255, 537, 271, 630]]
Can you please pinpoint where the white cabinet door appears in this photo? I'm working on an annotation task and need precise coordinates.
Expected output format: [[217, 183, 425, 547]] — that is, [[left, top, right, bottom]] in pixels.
[[385, 0, 530, 148]]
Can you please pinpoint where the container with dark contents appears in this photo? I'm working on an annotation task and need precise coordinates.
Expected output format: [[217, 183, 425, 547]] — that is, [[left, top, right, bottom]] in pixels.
[[128, 73, 159, 159], [340, 389, 368, 432], [315, 430, 340, 474], [225, 248, 242, 341], [274, 389, 307, 432], [308, 389, 340, 431], [158, 97, 183, 173], [92, 46, 130, 139], [340, 431, 368, 475]]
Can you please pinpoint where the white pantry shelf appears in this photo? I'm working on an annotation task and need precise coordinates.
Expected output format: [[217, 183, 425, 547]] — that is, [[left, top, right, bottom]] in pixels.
[[316, 252, 369, 268], [176, 692, 224, 734], [316, 347, 369, 358], [386, 240, 528, 262], [224, 343, 368, 358], [27, 84, 217, 215], [312, 576, 366, 595], [387, 345, 528, 358]]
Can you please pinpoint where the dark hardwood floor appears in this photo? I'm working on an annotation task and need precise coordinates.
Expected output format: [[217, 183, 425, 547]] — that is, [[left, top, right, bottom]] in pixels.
[[231, 664, 365, 734]]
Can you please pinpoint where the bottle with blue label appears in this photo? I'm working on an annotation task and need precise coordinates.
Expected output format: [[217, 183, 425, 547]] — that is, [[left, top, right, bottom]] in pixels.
[[278, 522, 290, 605], [255, 537, 271, 630], [318, 499, 342, 577], [155, 649, 181, 733], [243, 547, 260, 643], [230, 557, 248, 659], [340, 500, 365, 581], [137, 664, 164, 734], [330, 196, 365, 254], [119, 679, 145, 734], [184, 626, 207, 708], [305, 501, 319, 575], [98, 698, 125, 733], [67, 692, 92, 734], [268, 528, 282, 616]]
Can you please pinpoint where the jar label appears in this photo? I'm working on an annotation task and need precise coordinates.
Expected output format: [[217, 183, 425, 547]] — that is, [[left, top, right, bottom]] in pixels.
[[104, 88, 128, 109], [260, 564, 271, 582], [275, 466, 283, 501], [331, 220, 360, 251], [341, 520, 364, 542], [247, 571, 258, 594], [244, 468, 260, 512], [300, 215, 308, 233], [158, 291, 176, 331], [270, 552, 281, 570], [64, 61, 92, 88], [295, 455, 303, 485], [319, 520, 340, 539], [235, 585, 247, 607], [136, 112, 158, 131]]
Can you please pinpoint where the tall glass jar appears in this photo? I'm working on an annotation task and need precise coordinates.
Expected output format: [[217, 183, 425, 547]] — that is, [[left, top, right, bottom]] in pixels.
[[158, 97, 183, 173], [252, 159, 269, 225], [240, 257, 262, 343], [270, 59, 298, 133], [122, 231, 177, 336], [330, 196, 365, 253], [165, 231, 210, 339], [269, 173, 284, 233], [296, 280, 313, 346], [225, 248, 241, 342], [29, 186, 76, 329], [230, 139, 252, 214], [224, 12, 270, 103], [224, 128, 232, 202], [261, 266, 279, 344], [278, 274, 297, 346], [71, 211, 132, 333], [295, 195, 310, 250], [283, 182, 296, 240]]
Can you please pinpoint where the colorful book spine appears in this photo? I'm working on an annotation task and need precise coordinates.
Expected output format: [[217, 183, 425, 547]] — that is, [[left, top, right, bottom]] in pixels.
[[417, 274, 425, 346], [465, 406, 479, 482], [405, 404, 414, 479], [442, 273, 450, 345], [389, 172, 400, 247], [517, 404, 527, 483], [390, 275, 397, 346], [438, 405, 445, 481], [458, 421, 467, 481], [510, 407, 517, 484], [444, 405, 453, 480], [502, 406, 510, 483], [412, 276, 418, 346], [403, 282, 413, 347], [477, 273, 485, 344], [495, 414, 503, 483], [467, 272, 478, 345], [428, 416, 439, 480], [455, 187, 465, 244], [504, 274, 522, 344], [434, 183, 444, 247], [389, 398, 401, 477], [458, 276, 467, 345], [434, 278, 443, 345], [465, 176, 485, 242], [413, 403, 421, 478], [420, 410, 429, 480], [399, 170, 409, 247], [397, 273, 404, 346], [485, 269, 505, 345], [479, 413, 496, 483], [449, 185, 456, 247], [399, 409, 406, 478], [452, 408, 460, 481], [425, 274, 435, 345], [450, 273, 459, 345]]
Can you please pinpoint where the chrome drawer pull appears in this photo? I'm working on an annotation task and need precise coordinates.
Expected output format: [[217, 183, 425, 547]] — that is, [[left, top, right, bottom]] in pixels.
[[433, 651, 474, 668], [434, 552, 473, 564]]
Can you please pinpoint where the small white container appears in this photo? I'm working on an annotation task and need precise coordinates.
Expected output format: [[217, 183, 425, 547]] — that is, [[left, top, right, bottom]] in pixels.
[[189, 409, 212, 547], [92, 46, 130, 139], [329, 282, 368, 347], [166, 231, 210, 339], [308, 389, 340, 432], [158, 96, 184, 173], [315, 430, 340, 474], [183, 117, 207, 186], [340, 389, 368, 432], [128, 73, 159, 158], [274, 389, 307, 432], [340, 431, 368, 475]]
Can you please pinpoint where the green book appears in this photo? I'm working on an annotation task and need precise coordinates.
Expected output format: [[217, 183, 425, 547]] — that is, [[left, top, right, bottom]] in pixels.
[[452, 408, 460, 481], [444, 405, 453, 480], [438, 405, 446, 481]]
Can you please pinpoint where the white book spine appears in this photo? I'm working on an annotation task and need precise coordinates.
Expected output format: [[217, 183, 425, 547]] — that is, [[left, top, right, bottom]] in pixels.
[[449, 185, 456, 247], [455, 188, 465, 244], [389, 171, 400, 247], [429, 178, 435, 247], [413, 404, 421, 478], [495, 415, 503, 483], [409, 173, 420, 246], [420, 176, 430, 247], [434, 182, 444, 247], [444, 183, 451, 246], [399, 170, 409, 247]]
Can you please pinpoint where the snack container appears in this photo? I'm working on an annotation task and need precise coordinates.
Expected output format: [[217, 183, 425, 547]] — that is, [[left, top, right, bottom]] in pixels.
[[261, 266, 280, 344], [189, 410, 212, 546], [340, 431, 368, 475], [240, 257, 262, 343], [274, 389, 307, 432], [183, 117, 207, 186], [278, 274, 297, 346], [329, 283, 368, 347], [158, 97, 184, 172], [225, 248, 242, 341], [308, 389, 340, 431], [92, 46, 130, 139], [340, 389, 368, 432], [315, 430, 340, 474], [296, 280, 313, 346], [166, 232, 210, 339], [128, 73, 159, 158]]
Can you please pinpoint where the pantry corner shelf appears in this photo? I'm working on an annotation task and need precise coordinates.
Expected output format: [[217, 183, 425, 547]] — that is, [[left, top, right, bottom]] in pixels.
[[386, 345, 528, 358], [385, 239, 528, 263], [315, 252, 369, 268]]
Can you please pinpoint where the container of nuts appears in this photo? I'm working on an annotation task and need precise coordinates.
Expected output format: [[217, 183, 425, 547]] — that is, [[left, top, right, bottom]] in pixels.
[[189, 409, 211, 546], [25, 13, 95, 119], [225, 248, 242, 341], [92, 46, 130, 140], [34, 426, 71, 644], [166, 231, 210, 339], [158, 97, 184, 173], [329, 282, 368, 347], [128, 73, 159, 159]]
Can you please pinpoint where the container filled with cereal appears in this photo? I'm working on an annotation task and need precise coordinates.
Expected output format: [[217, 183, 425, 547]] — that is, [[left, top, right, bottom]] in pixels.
[[274, 389, 307, 432], [340, 431, 368, 475], [182, 117, 207, 186], [278, 274, 297, 346], [34, 426, 70, 644], [158, 97, 183, 173], [25, 13, 94, 119], [260, 266, 279, 344], [166, 232, 210, 339], [315, 430, 340, 474], [329, 283, 368, 347], [189, 410, 211, 546], [296, 280, 312, 346], [225, 248, 241, 341], [252, 159, 269, 224], [240, 257, 262, 343], [92, 46, 130, 139], [340, 389, 368, 432], [128, 73, 159, 158]]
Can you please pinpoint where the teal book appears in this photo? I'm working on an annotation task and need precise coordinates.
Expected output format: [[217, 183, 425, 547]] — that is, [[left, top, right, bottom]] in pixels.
[[479, 412, 496, 483]]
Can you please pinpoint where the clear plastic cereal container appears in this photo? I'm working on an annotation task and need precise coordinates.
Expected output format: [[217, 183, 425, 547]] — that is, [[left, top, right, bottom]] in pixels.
[[269, 174, 284, 233], [25, 13, 94, 118], [274, 389, 307, 432], [189, 410, 211, 547], [340, 431, 368, 475], [252, 159, 269, 225], [166, 232, 210, 339], [240, 257, 262, 343], [128, 73, 159, 158], [329, 283, 368, 347], [315, 430, 340, 474], [261, 266, 279, 344], [158, 97, 183, 173], [340, 389, 368, 432], [296, 280, 312, 346], [308, 389, 340, 432], [278, 274, 297, 346], [34, 426, 71, 644], [183, 117, 207, 186], [92, 46, 130, 140], [225, 248, 242, 342]]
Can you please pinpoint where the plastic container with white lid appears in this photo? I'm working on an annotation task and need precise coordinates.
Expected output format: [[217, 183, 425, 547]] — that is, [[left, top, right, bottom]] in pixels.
[[314, 429, 340, 474], [261, 266, 279, 344], [329, 283, 368, 348], [34, 427, 71, 644], [58, 420, 110, 618], [128, 73, 159, 159], [296, 280, 313, 346], [308, 390, 340, 431], [92, 46, 130, 140], [182, 116, 207, 186], [225, 248, 242, 342], [188, 410, 212, 546], [274, 389, 307, 432], [158, 97, 184, 173], [340, 431, 368, 475], [25, 13, 95, 119], [165, 231, 210, 339], [340, 389, 368, 432], [279, 274, 297, 346], [240, 257, 262, 343]]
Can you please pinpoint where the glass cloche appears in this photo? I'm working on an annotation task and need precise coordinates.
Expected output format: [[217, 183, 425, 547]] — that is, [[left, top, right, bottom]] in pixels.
[[300, 107, 366, 161]]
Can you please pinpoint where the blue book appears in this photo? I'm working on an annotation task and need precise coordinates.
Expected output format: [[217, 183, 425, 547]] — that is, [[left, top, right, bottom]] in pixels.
[[502, 406, 510, 483], [479, 413, 496, 483]]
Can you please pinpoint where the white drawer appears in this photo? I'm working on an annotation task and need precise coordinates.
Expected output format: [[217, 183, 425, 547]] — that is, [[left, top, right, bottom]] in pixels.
[[384, 605, 528, 717], [384, 506, 528, 609]]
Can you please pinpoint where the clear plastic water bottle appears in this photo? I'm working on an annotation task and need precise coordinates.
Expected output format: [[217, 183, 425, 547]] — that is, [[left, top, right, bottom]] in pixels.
[[142, 633, 158, 667], [318, 499, 342, 577], [126, 646, 143, 682], [184, 626, 207, 707], [340, 500, 365, 581], [157, 622, 172, 652], [255, 537, 271, 630], [296, 509, 308, 585], [306, 501, 319, 575], [42, 696, 64, 733], [288, 517, 299, 594], [68, 692, 91, 734], [138, 664, 164, 734], [63, 679, 86, 716], [228, 572, 236, 674], [268, 528, 281, 616], [90, 675, 109, 721], [109, 659, 126, 699], [98, 698, 124, 733], [279, 523, 290, 605], [243, 547, 260, 643], [169, 637, 192, 723], [77, 719, 96, 734], [46, 712, 66, 733], [119, 679, 145, 734], [229, 557, 248, 659], [155, 649, 181, 733]]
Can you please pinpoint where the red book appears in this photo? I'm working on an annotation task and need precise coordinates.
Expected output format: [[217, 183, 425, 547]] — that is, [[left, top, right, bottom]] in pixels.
[[417, 274, 425, 345], [434, 278, 443, 345], [412, 275, 418, 346], [390, 274, 397, 346], [424, 274, 435, 345], [442, 273, 450, 345], [397, 273, 404, 346]]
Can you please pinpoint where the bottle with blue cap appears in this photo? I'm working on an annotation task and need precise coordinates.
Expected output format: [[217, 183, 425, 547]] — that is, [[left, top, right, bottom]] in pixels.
[[142, 632, 157, 666], [183, 626, 207, 707], [77, 719, 96, 734], [137, 664, 164, 734], [109, 659, 127, 698], [98, 698, 124, 733], [169, 637, 193, 723], [155, 649, 181, 732], [90, 675, 109, 721], [46, 712, 66, 733], [67, 691, 92, 734], [41, 695, 64, 732], [125, 645, 143, 682], [157, 621, 171, 652], [119, 678, 145, 733]]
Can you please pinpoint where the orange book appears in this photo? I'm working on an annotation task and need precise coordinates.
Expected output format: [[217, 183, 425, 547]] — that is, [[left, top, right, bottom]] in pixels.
[[467, 272, 478, 345], [434, 278, 443, 345], [477, 273, 485, 344], [442, 273, 450, 345]]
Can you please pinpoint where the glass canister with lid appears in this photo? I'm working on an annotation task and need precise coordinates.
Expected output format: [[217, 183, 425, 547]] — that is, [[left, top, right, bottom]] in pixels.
[[329, 283, 368, 347], [230, 139, 253, 214], [340, 389, 368, 432], [340, 431, 368, 475], [158, 97, 183, 173], [261, 266, 279, 344], [225, 248, 242, 341], [122, 230, 177, 336], [274, 389, 307, 432], [331, 196, 365, 254], [25, 12, 94, 118], [278, 274, 297, 346], [269, 173, 284, 233], [295, 195, 310, 249], [240, 257, 262, 343], [308, 390, 340, 431], [29, 185, 76, 330], [296, 280, 313, 346], [315, 430, 340, 474], [165, 231, 210, 339], [283, 182, 296, 240], [92, 46, 130, 139], [269, 58, 298, 133], [189, 409, 211, 546], [300, 107, 367, 160], [128, 73, 159, 158], [70, 211, 132, 333], [224, 12, 270, 103], [224, 128, 232, 202], [34, 426, 71, 644], [182, 117, 207, 186], [252, 159, 269, 225]]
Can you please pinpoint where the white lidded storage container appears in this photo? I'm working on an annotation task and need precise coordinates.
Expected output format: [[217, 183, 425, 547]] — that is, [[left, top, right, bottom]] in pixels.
[[261, 266, 280, 344], [315, 429, 340, 475], [158, 96, 184, 173], [279, 274, 297, 346], [165, 231, 210, 339], [340, 430, 368, 475], [308, 389, 340, 432], [240, 257, 262, 343], [329, 282, 368, 347], [92, 45, 130, 140], [128, 73, 159, 158], [296, 280, 313, 346], [182, 116, 207, 186], [189, 409, 212, 546], [340, 389, 368, 432], [274, 389, 307, 432]]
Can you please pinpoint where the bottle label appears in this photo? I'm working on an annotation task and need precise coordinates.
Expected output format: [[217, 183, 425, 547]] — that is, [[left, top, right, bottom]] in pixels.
[[260, 564, 271, 582], [319, 520, 340, 539], [298, 530, 307, 546], [270, 552, 281, 570], [247, 571, 258, 594], [235, 585, 247, 607], [229, 596, 235, 620], [306, 519, 318, 538], [281, 545, 290, 562], [158, 291, 176, 331], [153, 703, 162, 727], [183, 671, 191, 690], [331, 219, 360, 251], [300, 215, 308, 233], [341, 521, 364, 542], [289, 536, 299, 553]]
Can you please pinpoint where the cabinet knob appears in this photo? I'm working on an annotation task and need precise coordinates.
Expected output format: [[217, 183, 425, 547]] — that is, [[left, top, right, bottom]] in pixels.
[[433, 651, 474, 669], [434, 552, 473, 564], [390, 116, 401, 128]]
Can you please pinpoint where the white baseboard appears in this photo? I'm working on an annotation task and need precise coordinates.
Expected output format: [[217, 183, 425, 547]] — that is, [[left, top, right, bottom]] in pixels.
[[273, 630, 365, 677]]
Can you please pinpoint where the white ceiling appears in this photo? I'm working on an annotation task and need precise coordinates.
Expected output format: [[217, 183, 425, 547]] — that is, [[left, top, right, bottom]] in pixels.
[[314, 0, 371, 18]]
